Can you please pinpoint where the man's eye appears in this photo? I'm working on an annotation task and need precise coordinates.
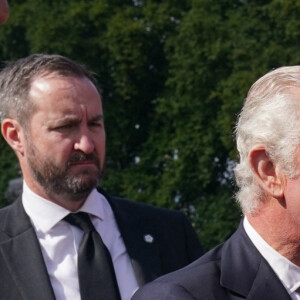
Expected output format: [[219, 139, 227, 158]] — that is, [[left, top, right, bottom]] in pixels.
[[90, 123, 102, 127], [56, 124, 73, 130]]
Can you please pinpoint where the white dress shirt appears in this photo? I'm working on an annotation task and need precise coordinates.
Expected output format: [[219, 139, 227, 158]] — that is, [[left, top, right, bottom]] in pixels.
[[244, 217, 300, 299], [22, 181, 139, 300]]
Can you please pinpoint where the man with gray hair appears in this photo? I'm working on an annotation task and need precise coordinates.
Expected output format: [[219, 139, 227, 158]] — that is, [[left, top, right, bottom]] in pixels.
[[132, 66, 300, 300]]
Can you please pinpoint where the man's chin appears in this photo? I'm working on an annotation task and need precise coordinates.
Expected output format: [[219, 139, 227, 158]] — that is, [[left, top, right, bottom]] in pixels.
[[56, 181, 97, 202], [65, 174, 99, 193]]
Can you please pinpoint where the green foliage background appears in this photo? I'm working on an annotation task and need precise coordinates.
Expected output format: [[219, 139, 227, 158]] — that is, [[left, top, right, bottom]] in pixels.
[[0, 0, 299, 250]]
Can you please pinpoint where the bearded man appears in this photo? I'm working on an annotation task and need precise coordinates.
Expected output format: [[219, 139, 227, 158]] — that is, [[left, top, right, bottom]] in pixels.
[[0, 54, 203, 300]]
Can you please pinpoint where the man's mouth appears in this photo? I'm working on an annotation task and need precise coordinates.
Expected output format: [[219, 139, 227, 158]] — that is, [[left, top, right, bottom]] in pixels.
[[67, 152, 99, 167]]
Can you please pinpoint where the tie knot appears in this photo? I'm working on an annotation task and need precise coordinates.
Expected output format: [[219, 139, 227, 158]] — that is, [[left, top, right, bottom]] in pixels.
[[64, 212, 95, 233]]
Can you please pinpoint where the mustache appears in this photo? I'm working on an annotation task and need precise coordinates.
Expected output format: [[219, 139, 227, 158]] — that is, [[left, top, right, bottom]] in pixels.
[[67, 152, 100, 165]]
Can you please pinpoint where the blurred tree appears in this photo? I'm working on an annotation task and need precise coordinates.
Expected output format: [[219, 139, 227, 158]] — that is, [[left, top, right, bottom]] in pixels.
[[114, 0, 300, 249], [0, 0, 300, 249]]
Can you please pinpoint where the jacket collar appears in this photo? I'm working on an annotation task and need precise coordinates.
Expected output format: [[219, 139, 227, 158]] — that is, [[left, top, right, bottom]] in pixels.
[[220, 222, 291, 299]]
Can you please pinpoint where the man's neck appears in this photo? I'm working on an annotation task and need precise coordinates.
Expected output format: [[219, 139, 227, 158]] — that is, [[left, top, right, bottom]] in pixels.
[[247, 206, 300, 266]]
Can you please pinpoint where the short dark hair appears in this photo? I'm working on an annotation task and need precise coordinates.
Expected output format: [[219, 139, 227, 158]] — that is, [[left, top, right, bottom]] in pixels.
[[0, 53, 101, 127]]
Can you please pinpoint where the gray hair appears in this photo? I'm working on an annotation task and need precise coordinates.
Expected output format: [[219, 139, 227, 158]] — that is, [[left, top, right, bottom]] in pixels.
[[234, 66, 300, 214], [0, 53, 100, 128]]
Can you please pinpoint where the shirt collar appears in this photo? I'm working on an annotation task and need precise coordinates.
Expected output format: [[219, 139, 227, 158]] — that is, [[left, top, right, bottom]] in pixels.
[[244, 216, 300, 294], [22, 181, 112, 233]]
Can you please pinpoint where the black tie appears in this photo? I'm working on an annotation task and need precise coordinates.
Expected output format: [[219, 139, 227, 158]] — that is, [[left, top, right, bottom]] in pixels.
[[64, 212, 121, 300]]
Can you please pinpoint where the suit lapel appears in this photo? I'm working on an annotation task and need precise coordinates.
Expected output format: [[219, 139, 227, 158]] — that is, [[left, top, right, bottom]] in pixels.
[[246, 261, 291, 300], [220, 222, 291, 299], [0, 199, 55, 300], [103, 190, 162, 286]]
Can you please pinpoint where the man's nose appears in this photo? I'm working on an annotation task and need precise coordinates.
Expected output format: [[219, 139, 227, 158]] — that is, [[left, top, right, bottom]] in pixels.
[[74, 132, 95, 154]]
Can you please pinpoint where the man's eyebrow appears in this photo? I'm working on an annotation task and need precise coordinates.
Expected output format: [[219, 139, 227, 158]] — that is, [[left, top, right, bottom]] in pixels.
[[44, 115, 78, 126], [46, 114, 104, 127], [53, 115, 80, 124], [89, 114, 104, 122]]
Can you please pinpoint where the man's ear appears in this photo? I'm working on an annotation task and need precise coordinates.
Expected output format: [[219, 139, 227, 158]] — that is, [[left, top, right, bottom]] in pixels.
[[1, 118, 25, 155], [248, 145, 284, 199]]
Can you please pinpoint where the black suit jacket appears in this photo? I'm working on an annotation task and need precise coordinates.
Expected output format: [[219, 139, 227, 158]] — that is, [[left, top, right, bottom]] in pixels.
[[0, 189, 203, 299], [132, 222, 291, 300]]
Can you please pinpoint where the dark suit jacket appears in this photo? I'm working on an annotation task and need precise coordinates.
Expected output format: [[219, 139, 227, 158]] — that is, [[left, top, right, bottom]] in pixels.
[[0, 189, 203, 299], [132, 222, 292, 300]]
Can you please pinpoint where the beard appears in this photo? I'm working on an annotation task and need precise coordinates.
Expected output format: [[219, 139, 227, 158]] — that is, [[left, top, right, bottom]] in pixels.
[[26, 142, 103, 201]]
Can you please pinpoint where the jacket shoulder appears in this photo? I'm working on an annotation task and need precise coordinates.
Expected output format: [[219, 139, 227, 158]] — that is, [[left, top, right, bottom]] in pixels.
[[133, 244, 225, 300], [106, 193, 204, 264], [108, 195, 201, 244], [111, 196, 186, 219]]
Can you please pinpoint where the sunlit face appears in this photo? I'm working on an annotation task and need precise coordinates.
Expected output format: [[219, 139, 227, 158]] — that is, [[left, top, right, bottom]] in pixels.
[[24, 74, 106, 202], [283, 150, 300, 221]]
